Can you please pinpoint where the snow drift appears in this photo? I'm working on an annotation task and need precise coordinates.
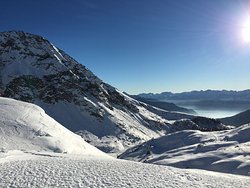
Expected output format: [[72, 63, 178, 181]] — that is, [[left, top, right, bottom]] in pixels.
[[119, 123, 250, 176], [0, 97, 108, 157]]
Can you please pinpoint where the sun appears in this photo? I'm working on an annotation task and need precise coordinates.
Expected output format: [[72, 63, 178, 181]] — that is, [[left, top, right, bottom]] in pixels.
[[241, 18, 250, 43]]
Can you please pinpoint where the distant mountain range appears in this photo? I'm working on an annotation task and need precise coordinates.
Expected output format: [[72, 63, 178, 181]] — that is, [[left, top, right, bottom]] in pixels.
[[138, 90, 250, 101], [128, 94, 196, 114], [137, 90, 250, 116]]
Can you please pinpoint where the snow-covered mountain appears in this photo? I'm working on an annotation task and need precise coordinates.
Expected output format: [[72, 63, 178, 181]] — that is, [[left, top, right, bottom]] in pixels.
[[0, 31, 231, 154], [0, 97, 107, 157], [0, 31, 191, 153], [119, 123, 250, 176]]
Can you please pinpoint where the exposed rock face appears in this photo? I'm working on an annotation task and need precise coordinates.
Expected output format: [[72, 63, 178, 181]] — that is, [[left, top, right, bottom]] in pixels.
[[171, 118, 231, 132], [191, 117, 231, 131]]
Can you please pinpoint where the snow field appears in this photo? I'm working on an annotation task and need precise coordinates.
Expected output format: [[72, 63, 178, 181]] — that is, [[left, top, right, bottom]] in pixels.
[[0, 152, 250, 188]]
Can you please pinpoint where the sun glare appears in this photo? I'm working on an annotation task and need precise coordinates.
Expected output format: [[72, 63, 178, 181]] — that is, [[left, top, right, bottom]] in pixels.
[[242, 18, 250, 43]]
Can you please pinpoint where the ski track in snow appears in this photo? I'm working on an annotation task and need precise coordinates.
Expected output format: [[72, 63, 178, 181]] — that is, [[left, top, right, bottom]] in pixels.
[[0, 154, 250, 188]]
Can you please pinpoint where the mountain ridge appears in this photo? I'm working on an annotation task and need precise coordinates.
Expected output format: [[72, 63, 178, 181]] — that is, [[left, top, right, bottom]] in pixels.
[[128, 94, 196, 114], [138, 89, 250, 101]]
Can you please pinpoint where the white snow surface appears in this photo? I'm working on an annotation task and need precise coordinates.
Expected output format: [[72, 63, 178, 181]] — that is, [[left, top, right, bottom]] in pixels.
[[0, 97, 108, 157], [0, 151, 250, 188]]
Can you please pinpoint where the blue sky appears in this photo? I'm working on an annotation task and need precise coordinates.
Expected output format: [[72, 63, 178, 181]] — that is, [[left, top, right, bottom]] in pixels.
[[1, 0, 250, 94]]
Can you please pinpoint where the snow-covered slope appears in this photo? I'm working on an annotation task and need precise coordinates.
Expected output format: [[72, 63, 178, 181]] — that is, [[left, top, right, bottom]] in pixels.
[[220, 109, 250, 126], [0, 151, 250, 187], [0, 97, 107, 157], [119, 123, 250, 176]]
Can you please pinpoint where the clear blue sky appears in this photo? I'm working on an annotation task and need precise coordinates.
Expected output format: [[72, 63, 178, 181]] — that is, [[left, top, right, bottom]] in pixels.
[[1, 0, 250, 94]]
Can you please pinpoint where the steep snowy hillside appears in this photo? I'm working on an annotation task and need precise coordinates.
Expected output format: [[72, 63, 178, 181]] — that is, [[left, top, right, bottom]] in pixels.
[[0, 97, 107, 157], [0, 151, 250, 187], [119, 124, 250, 176]]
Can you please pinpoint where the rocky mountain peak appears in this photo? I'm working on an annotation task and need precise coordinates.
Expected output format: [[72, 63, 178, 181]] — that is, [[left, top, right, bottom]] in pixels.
[[0, 31, 106, 103], [0, 31, 92, 84]]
